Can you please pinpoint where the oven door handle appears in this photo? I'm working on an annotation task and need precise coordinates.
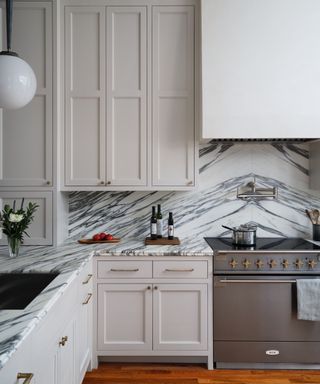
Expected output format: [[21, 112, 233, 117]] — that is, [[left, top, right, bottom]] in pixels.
[[219, 279, 297, 284]]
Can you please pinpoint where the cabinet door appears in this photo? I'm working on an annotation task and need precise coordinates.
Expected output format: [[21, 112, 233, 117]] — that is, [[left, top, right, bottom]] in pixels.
[[77, 264, 93, 383], [0, 338, 34, 384], [153, 284, 207, 351], [0, 2, 52, 187], [59, 318, 76, 384], [64, 6, 106, 186], [0, 191, 53, 245], [106, 7, 147, 186], [152, 6, 195, 187], [97, 284, 152, 351]]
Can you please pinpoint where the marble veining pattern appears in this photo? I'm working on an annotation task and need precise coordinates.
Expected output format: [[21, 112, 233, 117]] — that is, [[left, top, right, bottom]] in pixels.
[[69, 143, 320, 240]]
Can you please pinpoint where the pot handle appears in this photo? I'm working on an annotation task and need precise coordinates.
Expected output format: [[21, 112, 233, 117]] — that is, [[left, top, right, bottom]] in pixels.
[[222, 225, 234, 231]]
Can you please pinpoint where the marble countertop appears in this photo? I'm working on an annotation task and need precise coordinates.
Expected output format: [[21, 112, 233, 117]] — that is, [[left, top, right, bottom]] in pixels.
[[0, 236, 212, 371]]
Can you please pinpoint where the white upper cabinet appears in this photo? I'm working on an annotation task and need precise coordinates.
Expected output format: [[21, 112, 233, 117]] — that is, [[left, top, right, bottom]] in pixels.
[[63, 1, 197, 190], [106, 7, 147, 186], [65, 6, 106, 186], [152, 6, 196, 187], [64, 5, 148, 188], [201, 0, 320, 139], [0, 2, 53, 187]]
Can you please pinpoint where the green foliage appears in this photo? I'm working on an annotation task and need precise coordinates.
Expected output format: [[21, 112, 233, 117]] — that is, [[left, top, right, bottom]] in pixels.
[[0, 199, 38, 243]]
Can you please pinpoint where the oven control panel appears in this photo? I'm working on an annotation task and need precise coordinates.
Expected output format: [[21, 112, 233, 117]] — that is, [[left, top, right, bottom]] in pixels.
[[214, 253, 320, 274]]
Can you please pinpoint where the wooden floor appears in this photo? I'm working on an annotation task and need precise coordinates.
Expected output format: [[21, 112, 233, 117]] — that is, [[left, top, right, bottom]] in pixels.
[[83, 363, 320, 384]]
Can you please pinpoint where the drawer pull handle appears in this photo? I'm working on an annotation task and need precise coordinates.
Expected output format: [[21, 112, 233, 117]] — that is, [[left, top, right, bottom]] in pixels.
[[82, 274, 93, 284], [17, 373, 34, 383], [266, 349, 280, 356], [110, 268, 139, 272], [165, 268, 194, 272], [82, 293, 92, 305], [219, 279, 296, 284], [59, 336, 68, 347]]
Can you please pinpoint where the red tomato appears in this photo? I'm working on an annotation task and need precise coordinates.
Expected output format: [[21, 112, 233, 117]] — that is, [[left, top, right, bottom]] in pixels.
[[92, 233, 101, 241], [99, 233, 107, 240], [106, 234, 114, 241]]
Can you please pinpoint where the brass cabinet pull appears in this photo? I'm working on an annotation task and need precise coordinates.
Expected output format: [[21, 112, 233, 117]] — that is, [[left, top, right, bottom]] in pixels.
[[82, 293, 92, 305], [154, 286, 158, 290], [99, 180, 105, 185], [164, 268, 194, 272], [110, 268, 139, 272], [17, 373, 34, 383], [147, 286, 151, 290], [46, 181, 50, 185], [82, 274, 92, 284], [59, 336, 68, 347], [187, 181, 193, 185], [106, 181, 111, 185], [219, 279, 296, 284]]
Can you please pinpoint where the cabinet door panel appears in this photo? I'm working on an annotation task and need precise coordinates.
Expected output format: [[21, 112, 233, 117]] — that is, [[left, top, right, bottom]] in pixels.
[[0, 191, 52, 245], [152, 6, 195, 187], [97, 284, 152, 351], [0, 3, 52, 187], [106, 7, 147, 186], [153, 284, 207, 351], [59, 318, 76, 384], [65, 7, 105, 186]]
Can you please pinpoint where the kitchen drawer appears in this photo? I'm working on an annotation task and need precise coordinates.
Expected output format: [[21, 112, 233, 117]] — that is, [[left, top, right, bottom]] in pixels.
[[97, 260, 152, 279], [214, 341, 320, 364], [153, 261, 208, 279]]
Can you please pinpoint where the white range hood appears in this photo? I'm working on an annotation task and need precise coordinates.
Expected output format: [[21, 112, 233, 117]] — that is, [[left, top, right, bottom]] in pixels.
[[201, 0, 320, 139]]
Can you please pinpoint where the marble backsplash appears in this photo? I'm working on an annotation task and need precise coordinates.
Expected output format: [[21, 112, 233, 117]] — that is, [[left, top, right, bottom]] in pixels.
[[69, 142, 320, 240]]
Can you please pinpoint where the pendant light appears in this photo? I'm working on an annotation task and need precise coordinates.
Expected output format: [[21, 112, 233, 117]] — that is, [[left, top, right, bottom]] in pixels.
[[0, 0, 36, 109]]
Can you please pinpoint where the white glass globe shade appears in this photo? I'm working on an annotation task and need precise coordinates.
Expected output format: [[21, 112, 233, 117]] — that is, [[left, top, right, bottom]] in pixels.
[[0, 54, 37, 109]]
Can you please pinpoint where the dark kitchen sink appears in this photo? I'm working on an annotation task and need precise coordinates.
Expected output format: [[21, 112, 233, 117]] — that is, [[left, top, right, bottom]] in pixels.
[[0, 273, 59, 310]]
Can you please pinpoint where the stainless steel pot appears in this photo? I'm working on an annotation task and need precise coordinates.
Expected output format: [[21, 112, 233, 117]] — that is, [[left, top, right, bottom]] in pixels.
[[222, 224, 257, 246]]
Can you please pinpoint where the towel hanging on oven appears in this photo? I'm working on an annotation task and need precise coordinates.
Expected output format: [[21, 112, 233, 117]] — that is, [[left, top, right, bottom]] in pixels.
[[297, 279, 320, 321]]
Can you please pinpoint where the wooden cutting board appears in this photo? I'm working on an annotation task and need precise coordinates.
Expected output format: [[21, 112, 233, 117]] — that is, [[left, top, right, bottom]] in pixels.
[[78, 238, 121, 244], [145, 237, 180, 245]]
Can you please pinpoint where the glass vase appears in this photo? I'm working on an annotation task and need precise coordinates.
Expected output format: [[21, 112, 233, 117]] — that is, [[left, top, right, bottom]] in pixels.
[[7, 236, 21, 258]]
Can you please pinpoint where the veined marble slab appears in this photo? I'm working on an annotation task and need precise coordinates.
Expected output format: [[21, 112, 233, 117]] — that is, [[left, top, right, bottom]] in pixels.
[[69, 143, 320, 240]]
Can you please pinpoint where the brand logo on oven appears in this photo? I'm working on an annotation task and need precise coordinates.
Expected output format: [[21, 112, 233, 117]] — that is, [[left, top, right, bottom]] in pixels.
[[265, 350, 280, 356]]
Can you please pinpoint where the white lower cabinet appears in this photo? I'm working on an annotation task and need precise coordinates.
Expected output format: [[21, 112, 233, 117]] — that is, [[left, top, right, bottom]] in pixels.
[[0, 338, 34, 384], [95, 257, 213, 367], [97, 284, 152, 351], [0, 260, 93, 384], [153, 284, 207, 351], [97, 283, 207, 353]]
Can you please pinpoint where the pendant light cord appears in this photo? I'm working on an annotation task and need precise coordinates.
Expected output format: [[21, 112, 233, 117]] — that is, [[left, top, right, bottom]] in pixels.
[[1, 0, 17, 56], [6, 0, 13, 52]]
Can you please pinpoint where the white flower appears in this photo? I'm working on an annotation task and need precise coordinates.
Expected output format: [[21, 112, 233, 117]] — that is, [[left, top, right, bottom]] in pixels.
[[9, 213, 24, 223]]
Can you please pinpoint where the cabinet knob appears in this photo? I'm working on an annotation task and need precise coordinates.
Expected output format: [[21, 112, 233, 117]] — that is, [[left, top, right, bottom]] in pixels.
[[59, 336, 68, 347], [154, 286, 158, 290], [147, 286, 151, 290], [17, 373, 34, 384], [106, 181, 111, 185], [187, 181, 193, 186], [99, 181, 105, 185], [46, 181, 51, 185]]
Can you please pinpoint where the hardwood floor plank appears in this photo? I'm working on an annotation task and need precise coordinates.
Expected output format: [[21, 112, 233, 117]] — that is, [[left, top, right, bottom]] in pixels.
[[83, 364, 320, 384]]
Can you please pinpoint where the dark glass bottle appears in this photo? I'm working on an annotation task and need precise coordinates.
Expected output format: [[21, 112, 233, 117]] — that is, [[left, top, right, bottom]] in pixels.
[[156, 204, 163, 238], [168, 212, 174, 240], [150, 206, 157, 240]]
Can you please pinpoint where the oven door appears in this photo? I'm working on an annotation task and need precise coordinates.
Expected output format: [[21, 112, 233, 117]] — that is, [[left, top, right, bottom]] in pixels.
[[214, 275, 320, 364]]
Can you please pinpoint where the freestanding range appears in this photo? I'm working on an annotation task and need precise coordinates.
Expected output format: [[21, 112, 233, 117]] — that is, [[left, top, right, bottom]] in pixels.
[[205, 237, 320, 369]]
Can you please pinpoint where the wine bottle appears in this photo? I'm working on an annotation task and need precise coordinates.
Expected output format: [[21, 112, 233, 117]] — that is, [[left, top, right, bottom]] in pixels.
[[156, 204, 163, 238], [168, 212, 174, 240], [150, 206, 157, 240]]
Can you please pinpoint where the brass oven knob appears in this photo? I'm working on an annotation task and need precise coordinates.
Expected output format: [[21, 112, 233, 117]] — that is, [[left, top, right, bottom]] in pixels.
[[268, 259, 277, 268], [281, 259, 289, 269], [230, 259, 238, 269], [294, 259, 304, 269], [308, 259, 318, 269], [242, 259, 251, 269], [256, 259, 264, 269]]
